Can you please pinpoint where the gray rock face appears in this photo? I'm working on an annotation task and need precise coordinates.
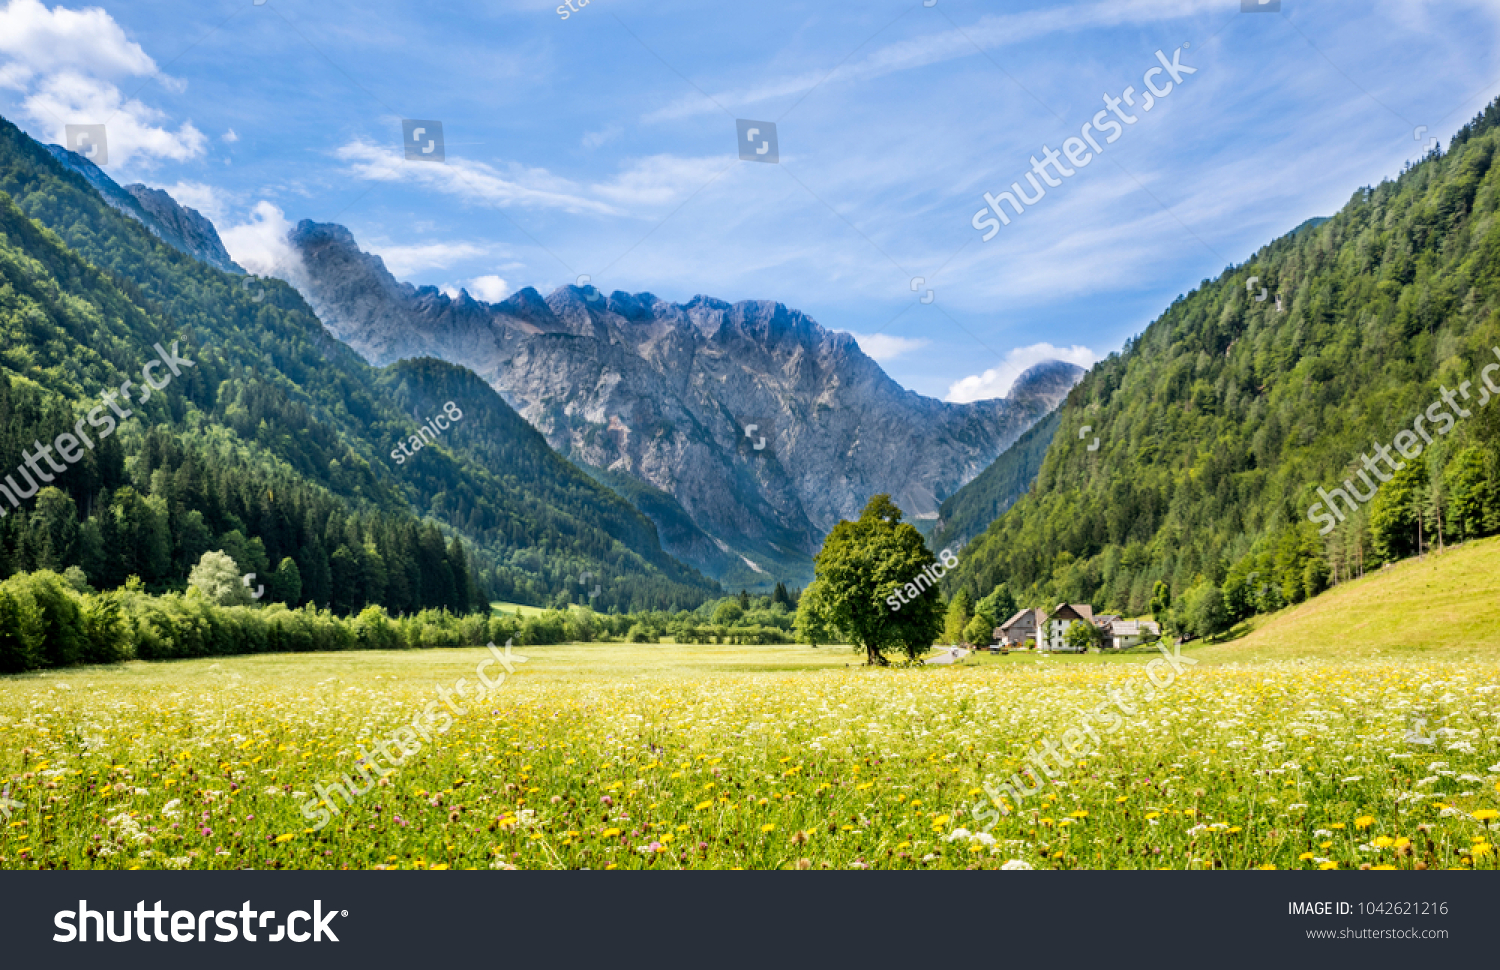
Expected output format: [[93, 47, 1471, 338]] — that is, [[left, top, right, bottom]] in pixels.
[[286, 220, 1082, 585], [122, 183, 244, 275], [42, 144, 243, 274]]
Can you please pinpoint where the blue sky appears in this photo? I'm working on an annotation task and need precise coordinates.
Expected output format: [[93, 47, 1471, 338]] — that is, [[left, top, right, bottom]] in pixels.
[[3, 0, 1499, 401]]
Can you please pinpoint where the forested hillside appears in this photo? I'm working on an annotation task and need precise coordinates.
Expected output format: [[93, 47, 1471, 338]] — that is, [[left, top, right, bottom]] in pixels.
[[0, 115, 716, 614], [946, 98, 1500, 629], [930, 407, 1060, 553]]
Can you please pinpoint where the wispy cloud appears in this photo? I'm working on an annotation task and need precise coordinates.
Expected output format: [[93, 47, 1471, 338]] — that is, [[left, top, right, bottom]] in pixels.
[[336, 138, 617, 215], [375, 241, 490, 277], [839, 331, 928, 362], [336, 138, 620, 215], [643, 0, 1224, 123]]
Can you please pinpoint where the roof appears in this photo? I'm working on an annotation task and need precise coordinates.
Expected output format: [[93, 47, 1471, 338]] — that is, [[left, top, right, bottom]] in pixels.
[[999, 608, 1038, 630], [1047, 604, 1091, 623], [1110, 620, 1161, 635]]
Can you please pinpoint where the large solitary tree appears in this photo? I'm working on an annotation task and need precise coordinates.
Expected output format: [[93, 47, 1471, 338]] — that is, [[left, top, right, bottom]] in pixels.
[[813, 495, 944, 665]]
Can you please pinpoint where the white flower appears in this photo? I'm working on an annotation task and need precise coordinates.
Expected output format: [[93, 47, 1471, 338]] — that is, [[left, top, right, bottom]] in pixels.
[[1313, 829, 1333, 837], [1000, 859, 1034, 870], [1415, 776, 1439, 788], [161, 799, 182, 818], [1340, 776, 1363, 783], [944, 828, 972, 842]]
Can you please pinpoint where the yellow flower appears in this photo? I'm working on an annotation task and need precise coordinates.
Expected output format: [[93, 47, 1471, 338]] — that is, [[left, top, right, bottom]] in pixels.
[[1354, 816, 1375, 830], [761, 824, 776, 833], [602, 828, 621, 837], [1370, 864, 1396, 870], [1298, 851, 1316, 861], [1474, 810, 1499, 822], [1069, 810, 1088, 818], [1393, 837, 1410, 849], [1116, 796, 1127, 803], [1257, 864, 1277, 870], [1331, 823, 1346, 830], [275, 834, 295, 843], [1227, 827, 1242, 834], [1318, 861, 1338, 870], [1473, 844, 1494, 858], [1320, 841, 1333, 849], [1145, 812, 1160, 820], [931, 815, 950, 827], [430, 864, 449, 871], [694, 801, 713, 811], [1371, 836, 1394, 848]]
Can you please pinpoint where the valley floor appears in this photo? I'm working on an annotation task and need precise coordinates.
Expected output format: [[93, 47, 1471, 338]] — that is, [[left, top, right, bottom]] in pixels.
[[2, 640, 1496, 870]]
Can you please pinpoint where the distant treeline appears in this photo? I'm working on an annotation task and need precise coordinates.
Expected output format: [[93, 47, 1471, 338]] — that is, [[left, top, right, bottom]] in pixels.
[[0, 571, 804, 673]]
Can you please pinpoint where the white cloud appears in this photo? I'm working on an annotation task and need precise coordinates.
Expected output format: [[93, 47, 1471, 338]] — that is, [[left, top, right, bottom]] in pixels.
[[945, 343, 1097, 402], [375, 241, 489, 277], [222, 128, 238, 143], [0, 0, 153, 81], [839, 331, 928, 362], [441, 274, 510, 303], [219, 201, 302, 280], [0, 0, 206, 167]]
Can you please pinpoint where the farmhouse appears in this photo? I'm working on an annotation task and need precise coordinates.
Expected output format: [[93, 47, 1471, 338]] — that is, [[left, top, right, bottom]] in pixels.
[[994, 608, 1043, 648], [1039, 603, 1093, 651], [1106, 619, 1160, 650]]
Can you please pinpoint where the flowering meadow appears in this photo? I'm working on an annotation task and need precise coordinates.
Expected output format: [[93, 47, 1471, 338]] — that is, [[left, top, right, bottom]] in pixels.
[[1, 643, 1497, 870]]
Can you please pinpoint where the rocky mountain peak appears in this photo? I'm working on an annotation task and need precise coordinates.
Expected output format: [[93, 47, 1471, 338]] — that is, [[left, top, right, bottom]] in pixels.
[[281, 220, 1085, 587]]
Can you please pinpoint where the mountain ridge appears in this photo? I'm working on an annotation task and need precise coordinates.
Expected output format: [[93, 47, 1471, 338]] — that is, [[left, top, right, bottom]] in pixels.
[[281, 217, 1082, 587]]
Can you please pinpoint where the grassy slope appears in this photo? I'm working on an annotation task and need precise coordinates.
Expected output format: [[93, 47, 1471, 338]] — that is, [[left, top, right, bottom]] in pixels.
[[1193, 533, 1500, 663]]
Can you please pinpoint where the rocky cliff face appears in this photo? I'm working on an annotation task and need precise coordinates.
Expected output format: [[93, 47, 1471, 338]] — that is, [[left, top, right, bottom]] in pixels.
[[123, 183, 244, 275], [286, 220, 1082, 587], [42, 145, 244, 275]]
